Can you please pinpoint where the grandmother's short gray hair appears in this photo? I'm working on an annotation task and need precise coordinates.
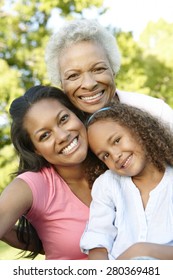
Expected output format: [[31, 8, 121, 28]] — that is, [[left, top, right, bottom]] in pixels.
[[45, 19, 121, 86]]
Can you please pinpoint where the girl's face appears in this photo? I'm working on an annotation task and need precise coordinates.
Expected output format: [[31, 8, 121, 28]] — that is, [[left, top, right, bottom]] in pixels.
[[59, 41, 116, 114], [88, 120, 147, 177], [24, 99, 88, 168]]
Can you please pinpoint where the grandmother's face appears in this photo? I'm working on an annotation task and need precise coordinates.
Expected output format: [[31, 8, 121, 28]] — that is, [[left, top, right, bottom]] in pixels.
[[59, 41, 116, 114]]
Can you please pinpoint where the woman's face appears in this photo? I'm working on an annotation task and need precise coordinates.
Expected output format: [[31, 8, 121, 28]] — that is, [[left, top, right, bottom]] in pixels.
[[59, 41, 116, 114], [88, 120, 148, 178], [23, 99, 88, 168]]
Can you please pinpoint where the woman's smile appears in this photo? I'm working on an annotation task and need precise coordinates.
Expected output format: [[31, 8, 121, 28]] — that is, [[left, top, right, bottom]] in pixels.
[[60, 136, 79, 155], [24, 99, 88, 166]]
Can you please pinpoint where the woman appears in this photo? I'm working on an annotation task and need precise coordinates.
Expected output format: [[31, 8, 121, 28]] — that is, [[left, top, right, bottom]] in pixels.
[[0, 85, 104, 260], [45, 19, 173, 130]]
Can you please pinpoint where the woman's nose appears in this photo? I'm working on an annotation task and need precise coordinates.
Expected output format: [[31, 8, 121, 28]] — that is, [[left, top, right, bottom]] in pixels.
[[55, 127, 70, 144], [81, 72, 97, 90]]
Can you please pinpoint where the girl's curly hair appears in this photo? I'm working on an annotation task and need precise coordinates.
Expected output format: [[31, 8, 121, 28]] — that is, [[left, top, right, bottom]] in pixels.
[[86, 102, 173, 172]]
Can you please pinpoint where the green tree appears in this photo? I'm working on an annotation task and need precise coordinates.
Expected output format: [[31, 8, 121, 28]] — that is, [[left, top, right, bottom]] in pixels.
[[139, 19, 173, 106], [116, 23, 173, 107], [116, 31, 148, 94], [139, 18, 173, 68]]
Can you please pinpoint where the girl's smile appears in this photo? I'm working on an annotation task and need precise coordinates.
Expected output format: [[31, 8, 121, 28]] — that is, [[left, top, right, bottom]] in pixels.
[[88, 120, 147, 178]]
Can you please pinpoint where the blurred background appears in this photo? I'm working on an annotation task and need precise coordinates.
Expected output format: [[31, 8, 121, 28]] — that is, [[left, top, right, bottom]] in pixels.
[[0, 0, 173, 259]]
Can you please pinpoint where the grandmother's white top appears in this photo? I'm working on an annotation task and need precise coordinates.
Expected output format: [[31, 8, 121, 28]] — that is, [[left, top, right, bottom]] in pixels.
[[117, 89, 173, 132], [80, 166, 173, 259]]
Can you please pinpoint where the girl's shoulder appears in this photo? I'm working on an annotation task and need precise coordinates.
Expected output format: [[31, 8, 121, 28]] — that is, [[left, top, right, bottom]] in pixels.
[[96, 169, 121, 182], [165, 165, 173, 184], [92, 170, 122, 193]]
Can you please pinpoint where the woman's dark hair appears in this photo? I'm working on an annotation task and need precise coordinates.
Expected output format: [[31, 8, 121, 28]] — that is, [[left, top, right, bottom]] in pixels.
[[9, 85, 85, 258], [87, 102, 173, 171]]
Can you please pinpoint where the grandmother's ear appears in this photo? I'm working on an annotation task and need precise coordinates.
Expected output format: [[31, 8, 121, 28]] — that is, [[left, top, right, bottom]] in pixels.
[[60, 80, 64, 91]]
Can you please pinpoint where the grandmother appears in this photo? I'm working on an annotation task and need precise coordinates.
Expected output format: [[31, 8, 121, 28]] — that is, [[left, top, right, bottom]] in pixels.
[[45, 18, 173, 130]]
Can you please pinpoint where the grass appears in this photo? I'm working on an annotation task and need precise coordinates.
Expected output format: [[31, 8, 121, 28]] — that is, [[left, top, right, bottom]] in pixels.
[[0, 241, 44, 260]]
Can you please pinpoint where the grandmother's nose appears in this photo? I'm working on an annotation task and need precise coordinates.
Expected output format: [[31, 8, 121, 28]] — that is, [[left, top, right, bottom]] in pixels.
[[81, 72, 97, 90]]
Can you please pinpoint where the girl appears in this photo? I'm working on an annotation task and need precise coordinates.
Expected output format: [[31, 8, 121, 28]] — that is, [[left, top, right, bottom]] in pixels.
[[80, 103, 173, 259], [0, 85, 104, 260]]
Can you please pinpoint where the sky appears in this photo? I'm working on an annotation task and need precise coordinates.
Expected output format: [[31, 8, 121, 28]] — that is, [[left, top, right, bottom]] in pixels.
[[86, 0, 173, 39], [50, 0, 173, 40]]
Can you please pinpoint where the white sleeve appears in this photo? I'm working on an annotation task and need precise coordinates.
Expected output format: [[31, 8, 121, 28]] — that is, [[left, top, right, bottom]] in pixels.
[[160, 101, 173, 132], [80, 171, 118, 254], [117, 90, 173, 132]]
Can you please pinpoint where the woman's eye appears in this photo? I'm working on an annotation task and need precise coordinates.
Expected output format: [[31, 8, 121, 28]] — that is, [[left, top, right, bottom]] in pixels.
[[39, 132, 50, 141], [60, 114, 69, 123]]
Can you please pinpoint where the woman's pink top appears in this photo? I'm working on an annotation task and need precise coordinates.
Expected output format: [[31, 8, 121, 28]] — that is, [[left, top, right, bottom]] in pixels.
[[18, 166, 89, 260]]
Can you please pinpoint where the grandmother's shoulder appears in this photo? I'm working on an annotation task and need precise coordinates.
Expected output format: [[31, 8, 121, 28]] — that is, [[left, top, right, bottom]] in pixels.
[[116, 89, 167, 118], [117, 89, 164, 104]]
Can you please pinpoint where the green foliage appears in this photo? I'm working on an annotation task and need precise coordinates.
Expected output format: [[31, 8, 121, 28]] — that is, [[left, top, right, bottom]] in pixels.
[[138, 19, 173, 106], [116, 31, 149, 94], [139, 19, 173, 68], [0, 240, 44, 259], [116, 29, 173, 107], [0, 145, 17, 193], [39, 0, 103, 15]]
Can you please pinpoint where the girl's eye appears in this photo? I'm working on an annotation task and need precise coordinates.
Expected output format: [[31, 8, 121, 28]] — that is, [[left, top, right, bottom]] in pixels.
[[39, 132, 50, 141], [114, 137, 121, 144], [102, 152, 109, 161], [60, 114, 69, 124]]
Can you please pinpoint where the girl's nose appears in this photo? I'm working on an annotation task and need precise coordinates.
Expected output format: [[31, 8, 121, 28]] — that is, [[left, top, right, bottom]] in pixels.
[[112, 151, 122, 163]]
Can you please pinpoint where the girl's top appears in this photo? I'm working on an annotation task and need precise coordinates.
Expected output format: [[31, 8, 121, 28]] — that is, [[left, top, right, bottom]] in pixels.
[[18, 166, 89, 260], [80, 166, 173, 259]]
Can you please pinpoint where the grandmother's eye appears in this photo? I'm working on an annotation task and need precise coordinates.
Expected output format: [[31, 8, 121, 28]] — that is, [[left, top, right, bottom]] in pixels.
[[67, 73, 79, 80]]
